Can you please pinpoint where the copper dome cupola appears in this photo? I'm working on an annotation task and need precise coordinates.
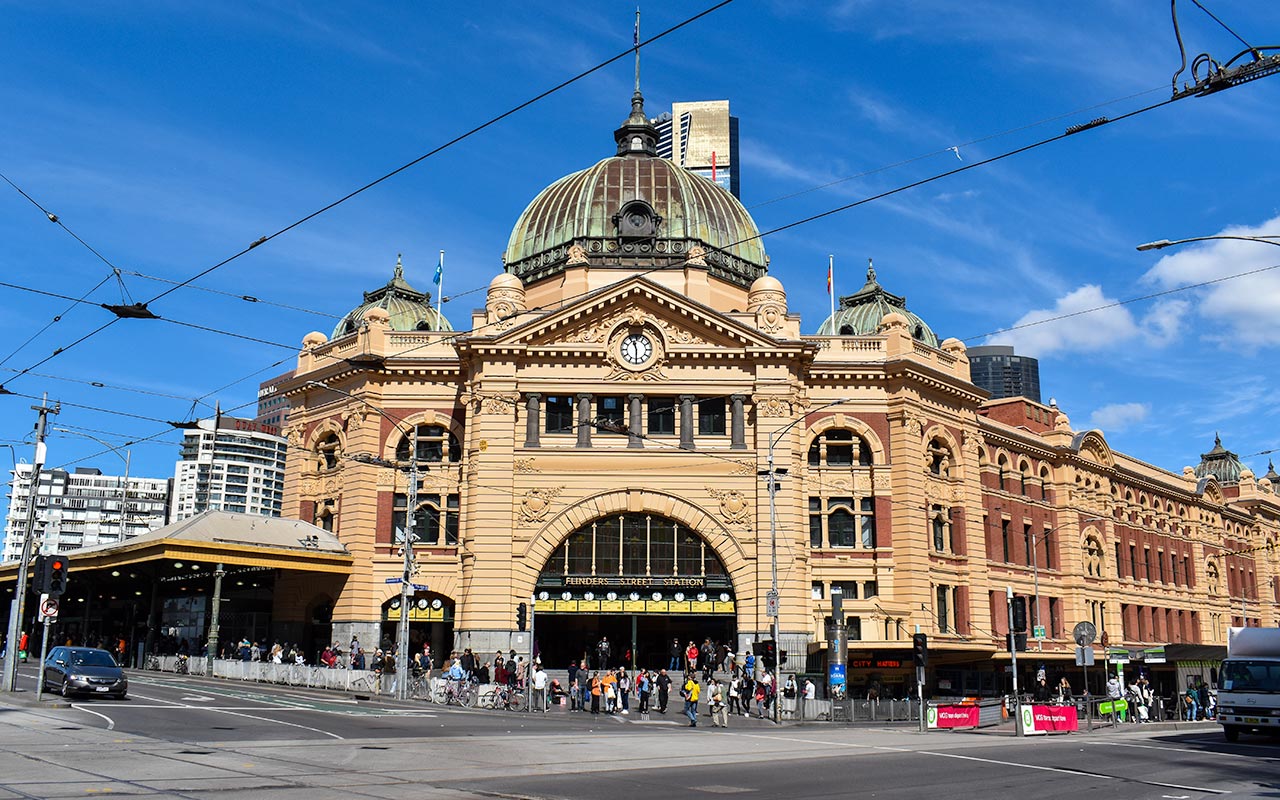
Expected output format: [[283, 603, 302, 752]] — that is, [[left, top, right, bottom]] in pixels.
[[1194, 433, 1246, 485], [816, 261, 940, 346], [333, 255, 453, 338], [502, 91, 768, 290]]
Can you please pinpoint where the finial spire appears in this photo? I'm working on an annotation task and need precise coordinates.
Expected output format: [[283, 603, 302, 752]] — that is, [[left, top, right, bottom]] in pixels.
[[613, 7, 658, 158], [633, 7, 641, 95], [867, 257, 876, 283], [1215, 431, 1222, 446], [394, 253, 404, 280]]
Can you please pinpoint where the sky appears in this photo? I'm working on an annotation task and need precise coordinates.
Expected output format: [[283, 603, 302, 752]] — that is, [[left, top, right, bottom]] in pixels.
[[2, 1, 1279, 518]]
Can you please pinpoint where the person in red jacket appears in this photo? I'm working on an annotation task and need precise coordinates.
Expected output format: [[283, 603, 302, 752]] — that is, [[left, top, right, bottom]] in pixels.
[[685, 641, 699, 673]]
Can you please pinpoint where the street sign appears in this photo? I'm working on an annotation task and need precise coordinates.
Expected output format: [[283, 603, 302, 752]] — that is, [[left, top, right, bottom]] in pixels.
[[1140, 646, 1166, 664], [39, 596, 59, 620], [1075, 646, 1095, 666], [1106, 647, 1131, 664], [384, 577, 402, 584], [1072, 621, 1097, 647], [766, 590, 779, 618], [411, 583, 429, 591], [1032, 625, 1046, 639]]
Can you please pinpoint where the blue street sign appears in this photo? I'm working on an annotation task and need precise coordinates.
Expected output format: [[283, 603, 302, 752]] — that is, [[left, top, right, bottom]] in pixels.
[[385, 577, 402, 584], [411, 583, 430, 591]]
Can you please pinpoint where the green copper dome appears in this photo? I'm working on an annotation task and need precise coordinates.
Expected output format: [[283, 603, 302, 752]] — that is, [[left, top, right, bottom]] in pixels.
[[333, 256, 453, 338], [503, 92, 768, 289], [816, 262, 939, 346], [1194, 433, 1245, 485]]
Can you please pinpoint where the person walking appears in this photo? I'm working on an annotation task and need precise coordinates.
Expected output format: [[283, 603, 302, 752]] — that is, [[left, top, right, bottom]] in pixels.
[[728, 675, 743, 715], [596, 637, 612, 671], [683, 673, 701, 727], [669, 638, 682, 671], [636, 669, 651, 715], [709, 678, 728, 728], [656, 668, 672, 714], [803, 678, 816, 720], [589, 672, 602, 715], [618, 668, 631, 714], [531, 661, 549, 712], [1183, 682, 1200, 721]]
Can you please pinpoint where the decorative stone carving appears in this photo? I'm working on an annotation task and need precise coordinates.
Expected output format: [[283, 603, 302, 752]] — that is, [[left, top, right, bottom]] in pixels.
[[755, 301, 786, 334], [872, 471, 892, 491], [566, 242, 589, 265], [707, 488, 750, 525], [659, 321, 708, 345], [902, 413, 925, 436], [730, 460, 755, 477], [686, 244, 708, 266], [342, 406, 368, 432], [513, 459, 542, 474], [477, 394, 517, 415], [520, 486, 564, 524], [284, 424, 305, 448], [755, 397, 791, 418]]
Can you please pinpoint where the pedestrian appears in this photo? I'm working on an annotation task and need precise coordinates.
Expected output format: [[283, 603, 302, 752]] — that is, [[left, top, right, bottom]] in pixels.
[[669, 638, 682, 671], [596, 636, 612, 671], [728, 674, 743, 715], [784, 675, 798, 717], [740, 673, 755, 716], [567, 659, 579, 695], [590, 672, 602, 714], [803, 678, 816, 719], [685, 641, 699, 673], [531, 661, 548, 712], [637, 669, 651, 715], [601, 668, 618, 712], [1196, 678, 1212, 720], [617, 667, 631, 714], [1057, 676, 1072, 704], [709, 678, 728, 727], [657, 668, 672, 714], [1183, 683, 1199, 720], [683, 673, 701, 727]]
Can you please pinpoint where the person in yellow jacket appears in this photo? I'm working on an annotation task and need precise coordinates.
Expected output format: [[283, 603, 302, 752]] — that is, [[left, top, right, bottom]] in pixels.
[[682, 673, 701, 727]]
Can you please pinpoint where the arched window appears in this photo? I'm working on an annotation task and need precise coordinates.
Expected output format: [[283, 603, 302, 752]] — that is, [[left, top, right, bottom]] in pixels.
[[810, 496, 876, 548], [539, 514, 729, 584], [1083, 535, 1104, 578], [314, 499, 336, 532], [808, 429, 872, 467], [315, 433, 341, 471], [1206, 561, 1220, 594], [931, 505, 951, 552], [393, 491, 459, 545], [396, 424, 461, 464], [928, 439, 952, 477]]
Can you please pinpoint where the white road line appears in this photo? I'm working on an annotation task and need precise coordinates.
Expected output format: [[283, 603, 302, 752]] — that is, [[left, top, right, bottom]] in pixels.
[[70, 704, 116, 731], [1089, 739, 1280, 762], [731, 733, 1230, 796], [118, 690, 343, 738]]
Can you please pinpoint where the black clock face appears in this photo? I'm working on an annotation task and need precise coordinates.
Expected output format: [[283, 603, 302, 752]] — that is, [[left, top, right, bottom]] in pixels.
[[620, 333, 653, 365]]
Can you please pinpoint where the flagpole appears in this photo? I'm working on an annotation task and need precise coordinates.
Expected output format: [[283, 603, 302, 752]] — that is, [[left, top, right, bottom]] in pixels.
[[828, 254, 836, 322], [634, 8, 641, 93], [436, 250, 444, 319]]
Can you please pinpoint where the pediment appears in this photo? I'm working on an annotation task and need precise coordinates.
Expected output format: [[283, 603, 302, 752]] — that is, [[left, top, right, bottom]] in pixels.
[[481, 277, 785, 352]]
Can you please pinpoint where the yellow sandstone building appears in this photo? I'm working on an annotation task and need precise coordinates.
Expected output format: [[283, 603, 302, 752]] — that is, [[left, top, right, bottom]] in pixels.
[[277, 93, 1279, 697]]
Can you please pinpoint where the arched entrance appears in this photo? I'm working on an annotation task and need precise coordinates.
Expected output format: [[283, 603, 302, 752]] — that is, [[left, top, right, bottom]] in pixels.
[[382, 592, 455, 667], [533, 512, 736, 670]]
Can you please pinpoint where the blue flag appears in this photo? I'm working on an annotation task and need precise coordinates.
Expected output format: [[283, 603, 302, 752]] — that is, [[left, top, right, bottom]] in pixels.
[[433, 253, 443, 285]]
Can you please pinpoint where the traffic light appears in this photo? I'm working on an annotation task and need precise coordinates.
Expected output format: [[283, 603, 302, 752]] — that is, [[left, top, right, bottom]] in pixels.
[[1006, 632, 1028, 652], [912, 633, 928, 668], [47, 556, 69, 597], [760, 639, 777, 670], [516, 602, 527, 632], [31, 554, 49, 594], [1011, 595, 1028, 633]]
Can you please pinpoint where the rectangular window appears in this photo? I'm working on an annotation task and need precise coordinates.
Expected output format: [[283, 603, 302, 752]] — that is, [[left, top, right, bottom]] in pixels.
[[596, 395, 625, 435], [832, 581, 858, 600], [1171, 555, 1180, 585], [811, 581, 825, 600], [1129, 544, 1138, 579], [1116, 543, 1124, 578], [697, 397, 726, 436], [647, 397, 676, 435], [860, 498, 876, 548], [650, 521, 675, 576], [545, 395, 575, 434], [1143, 547, 1152, 582], [864, 580, 878, 598], [809, 497, 823, 548], [933, 506, 946, 552], [1044, 528, 1054, 570], [1049, 596, 1060, 638], [848, 616, 862, 641], [1024, 524, 1033, 567], [1002, 519, 1011, 562], [936, 585, 950, 632], [1157, 550, 1166, 583]]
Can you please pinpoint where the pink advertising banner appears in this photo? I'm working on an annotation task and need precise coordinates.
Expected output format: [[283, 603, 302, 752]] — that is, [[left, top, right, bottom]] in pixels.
[[1031, 704, 1078, 732], [930, 705, 981, 728]]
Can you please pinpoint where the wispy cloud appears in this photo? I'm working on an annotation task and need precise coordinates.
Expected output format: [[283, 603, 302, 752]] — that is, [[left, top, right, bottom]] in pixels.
[[986, 283, 1188, 357], [1088, 402, 1149, 433]]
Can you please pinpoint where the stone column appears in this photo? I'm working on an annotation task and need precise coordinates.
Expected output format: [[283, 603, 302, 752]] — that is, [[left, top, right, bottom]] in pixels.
[[576, 393, 592, 448], [679, 394, 695, 450], [628, 394, 644, 449], [730, 394, 746, 450], [524, 393, 541, 448]]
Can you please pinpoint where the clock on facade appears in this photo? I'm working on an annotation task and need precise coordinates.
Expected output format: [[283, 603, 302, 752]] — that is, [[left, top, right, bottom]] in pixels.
[[620, 333, 653, 365]]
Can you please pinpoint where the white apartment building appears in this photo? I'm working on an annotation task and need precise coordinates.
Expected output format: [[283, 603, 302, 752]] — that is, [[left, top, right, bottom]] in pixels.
[[169, 416, 286, 523], [2, 465, 171, 561]]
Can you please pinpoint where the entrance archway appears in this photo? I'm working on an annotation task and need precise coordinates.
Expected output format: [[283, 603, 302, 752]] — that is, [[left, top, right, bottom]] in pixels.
[[533, 512, 736, 669], [382, 592, 455, 666]]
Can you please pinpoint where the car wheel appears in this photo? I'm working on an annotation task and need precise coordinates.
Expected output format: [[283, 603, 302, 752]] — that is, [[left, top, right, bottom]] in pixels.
[[1224, 725, 1240, 743], [60, 678, 72, 698]]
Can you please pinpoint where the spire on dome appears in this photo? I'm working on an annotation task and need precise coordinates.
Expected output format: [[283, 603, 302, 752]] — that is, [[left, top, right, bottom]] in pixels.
[[866, 258, 876, 285], [394, 253, 404, 280], [614, 8, 658, 157]]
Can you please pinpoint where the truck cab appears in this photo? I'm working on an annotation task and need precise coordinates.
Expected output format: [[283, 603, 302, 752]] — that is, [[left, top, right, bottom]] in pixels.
[[1219, 627, 1280, 743]]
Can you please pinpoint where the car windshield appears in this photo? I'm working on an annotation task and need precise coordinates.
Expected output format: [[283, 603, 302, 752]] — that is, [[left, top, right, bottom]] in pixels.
[[1221, 660, 1280, 694], [70, 651, 118, 668]]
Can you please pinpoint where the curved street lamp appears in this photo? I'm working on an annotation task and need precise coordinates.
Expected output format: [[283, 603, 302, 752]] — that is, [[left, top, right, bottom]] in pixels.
[[1137, 234, 1280, 251], [761, 396, 856, 722], [305, 380, 424, 701], [54, 428, 132, 541]]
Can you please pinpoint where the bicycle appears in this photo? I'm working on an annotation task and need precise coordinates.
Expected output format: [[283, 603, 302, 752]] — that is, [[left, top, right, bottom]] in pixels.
[[434, 679, 475, 707], [145, 654, 161, 671], [493, 684, 525, 712]]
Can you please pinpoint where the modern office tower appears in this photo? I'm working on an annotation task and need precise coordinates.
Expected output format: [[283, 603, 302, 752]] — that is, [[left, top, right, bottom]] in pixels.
[[651, 100, 740, 198], [2, 465, 170, 560], [255, 369, 294, 430], [169, 416, 287, 523], [967, 345, 1042, 403]]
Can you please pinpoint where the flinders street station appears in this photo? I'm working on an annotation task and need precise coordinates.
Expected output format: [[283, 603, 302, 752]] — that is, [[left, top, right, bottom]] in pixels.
[[22, 89, 1272, 700]]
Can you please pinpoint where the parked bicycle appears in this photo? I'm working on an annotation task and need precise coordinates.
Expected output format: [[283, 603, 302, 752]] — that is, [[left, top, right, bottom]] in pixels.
[[433, 678, 475, 707]]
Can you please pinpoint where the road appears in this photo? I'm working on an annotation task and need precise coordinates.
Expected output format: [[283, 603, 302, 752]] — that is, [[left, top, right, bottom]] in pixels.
[[1, 665, 1276, 799]]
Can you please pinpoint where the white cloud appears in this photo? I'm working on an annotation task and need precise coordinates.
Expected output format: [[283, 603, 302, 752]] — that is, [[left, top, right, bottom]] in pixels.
[[986, 284, 1189, 357], [1088, 402, 1149, 433], [1141, 215, 1280, 348]]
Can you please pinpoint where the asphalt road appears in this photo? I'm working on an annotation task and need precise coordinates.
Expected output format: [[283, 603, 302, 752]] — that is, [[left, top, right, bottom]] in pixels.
[[2, 666, 1277, 800]]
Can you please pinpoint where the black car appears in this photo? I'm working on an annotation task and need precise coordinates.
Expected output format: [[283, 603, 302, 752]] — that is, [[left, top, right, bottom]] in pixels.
[[43, 646, 128, 699]]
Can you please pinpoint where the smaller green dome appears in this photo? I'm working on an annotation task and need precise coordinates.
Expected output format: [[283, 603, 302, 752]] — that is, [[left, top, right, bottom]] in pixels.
[[1194, 433, 1245, 485], [333, 255, 453, 338], [816, 261, 939, 346]]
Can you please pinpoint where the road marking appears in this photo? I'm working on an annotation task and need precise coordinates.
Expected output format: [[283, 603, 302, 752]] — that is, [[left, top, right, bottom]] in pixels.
[[1089, 739, 1280, 763], [731, 733, 1230, 796], [70, 705, 116, 731], [181, 695, 214, 702], [122, 690, 344, 738]]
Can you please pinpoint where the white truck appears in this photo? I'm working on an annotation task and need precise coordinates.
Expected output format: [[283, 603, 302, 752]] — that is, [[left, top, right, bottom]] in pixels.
[[1218, 626, 1280, 743]]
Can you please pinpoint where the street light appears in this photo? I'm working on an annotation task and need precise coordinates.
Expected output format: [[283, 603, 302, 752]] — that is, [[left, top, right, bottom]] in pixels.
[[1137, 235, 1280, 251], [54, 428, 132, 541], [762, 396, 855, 723], [304, 380, 423, 701]]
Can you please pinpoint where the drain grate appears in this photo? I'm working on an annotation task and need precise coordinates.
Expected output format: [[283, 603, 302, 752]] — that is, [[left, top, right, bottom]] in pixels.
[[211, 726, 237, 730], [57, 726, 82, 731], [178, 750, 214, 755], [360, 746, 390, 750]]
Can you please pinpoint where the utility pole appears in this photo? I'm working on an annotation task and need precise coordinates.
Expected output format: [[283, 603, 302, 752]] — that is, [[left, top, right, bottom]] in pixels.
[[396, 425, 418, 701], [1008, 586, 1021, 736], [4, 393, 57, 692]]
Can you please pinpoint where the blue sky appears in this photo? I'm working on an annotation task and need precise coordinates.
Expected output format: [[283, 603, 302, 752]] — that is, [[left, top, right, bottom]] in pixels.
[[2, 2, 1279, 510]]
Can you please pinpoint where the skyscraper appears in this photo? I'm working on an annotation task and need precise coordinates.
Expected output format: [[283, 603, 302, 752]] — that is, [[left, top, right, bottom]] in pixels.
[[651, 100, 740, 198], [169, 416, 287, 523], [967, 345, 1042, 403]]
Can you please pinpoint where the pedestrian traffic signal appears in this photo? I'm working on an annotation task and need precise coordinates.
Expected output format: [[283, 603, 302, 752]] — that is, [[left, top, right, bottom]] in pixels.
[[1011, 595, 1028, 633], [31, 554, 49, 594], [516, 602, 527, 631], [760, 639, 777, 670], [912, 633, 928, 668], [47, 556, 69, 597]]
